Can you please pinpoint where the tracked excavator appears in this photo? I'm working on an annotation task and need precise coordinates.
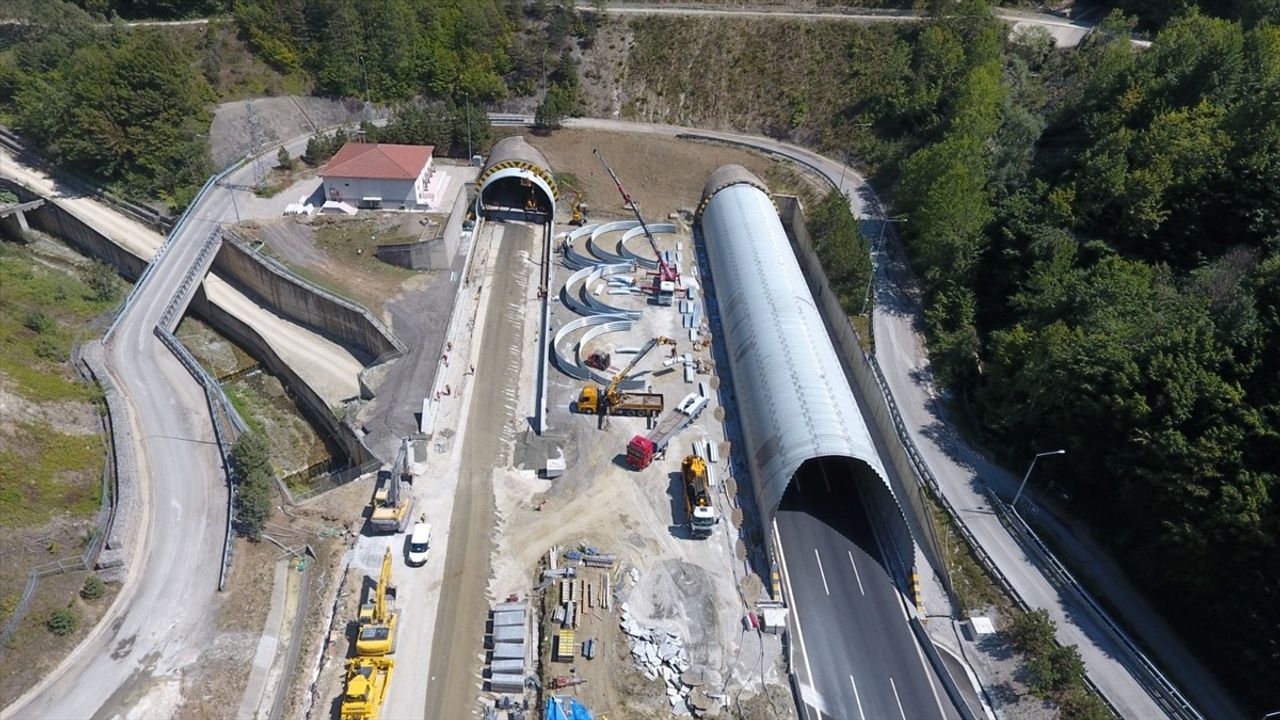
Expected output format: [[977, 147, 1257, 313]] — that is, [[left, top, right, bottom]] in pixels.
[[369, 438, 414, 534], [356, 548, 398, 656], [575, 336, 674, 417], [339, 656, 393, 720]]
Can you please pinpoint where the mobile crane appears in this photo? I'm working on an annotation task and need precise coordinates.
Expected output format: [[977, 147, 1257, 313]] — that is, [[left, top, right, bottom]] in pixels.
[[574, 336, 674, 417], [594, 149, 678, 306], [356, 548, 398, 656], [682, 455, 718, 538]]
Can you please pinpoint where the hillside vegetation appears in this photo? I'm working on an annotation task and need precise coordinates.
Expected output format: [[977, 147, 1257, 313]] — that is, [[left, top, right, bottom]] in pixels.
[[608, 2, 1280, 711]]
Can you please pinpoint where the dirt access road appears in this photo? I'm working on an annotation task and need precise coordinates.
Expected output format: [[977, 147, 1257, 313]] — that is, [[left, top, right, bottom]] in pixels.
[[423, 221, 537, 719]]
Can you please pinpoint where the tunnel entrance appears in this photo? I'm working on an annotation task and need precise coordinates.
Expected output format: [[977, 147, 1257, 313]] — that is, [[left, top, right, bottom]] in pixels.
[[778, 456, 909, 579], [479, 175, 552, 220]]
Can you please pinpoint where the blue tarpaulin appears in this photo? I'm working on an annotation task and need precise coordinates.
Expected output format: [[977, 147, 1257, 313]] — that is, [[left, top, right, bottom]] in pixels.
[[544, 696, 593, 720]]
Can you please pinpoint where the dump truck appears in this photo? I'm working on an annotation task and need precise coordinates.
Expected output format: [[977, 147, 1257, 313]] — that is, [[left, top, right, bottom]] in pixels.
[[340, 656, 394, 720], [627, 393, 709, 470], [575, 337, 674, 417], [682, 455, 718, 538], [369, 439, 414, 534], [356, 548, 398, 656]]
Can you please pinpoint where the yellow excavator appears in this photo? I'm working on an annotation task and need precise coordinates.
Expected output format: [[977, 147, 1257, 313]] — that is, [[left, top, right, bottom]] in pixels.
[[339, 656, 393, 720], [569, 192, 588, 225], [356, 548, 398, 656], [574, 336, 674, 417]]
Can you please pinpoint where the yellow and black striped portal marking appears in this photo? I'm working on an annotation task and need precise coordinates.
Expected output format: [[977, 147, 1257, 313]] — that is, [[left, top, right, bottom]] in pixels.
[[771, 568, 783, 601], [477, 159, 558, 200], [912, 571, 925, 618]]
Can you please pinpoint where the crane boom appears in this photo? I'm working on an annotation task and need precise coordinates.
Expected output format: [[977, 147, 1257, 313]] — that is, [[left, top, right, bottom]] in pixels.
[[603, 336, 673, 402], [593, 148, 660, 257]]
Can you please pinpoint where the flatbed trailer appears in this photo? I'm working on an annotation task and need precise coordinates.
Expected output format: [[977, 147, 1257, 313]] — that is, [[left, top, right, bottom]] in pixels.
[[626, 393, 708, 469]]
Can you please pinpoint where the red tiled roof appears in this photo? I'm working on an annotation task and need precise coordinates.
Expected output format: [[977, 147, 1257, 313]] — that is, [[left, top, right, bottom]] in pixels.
[[322, 143, 434, 180]]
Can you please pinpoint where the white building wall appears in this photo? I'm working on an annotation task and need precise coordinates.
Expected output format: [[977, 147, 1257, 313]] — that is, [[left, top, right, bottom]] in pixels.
[[323, 159, 431, 209]]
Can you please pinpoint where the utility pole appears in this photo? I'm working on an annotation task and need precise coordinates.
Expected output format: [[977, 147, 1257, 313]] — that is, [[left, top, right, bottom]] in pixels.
[[359, 55, 371, 123], [464, 93, 472, 160]]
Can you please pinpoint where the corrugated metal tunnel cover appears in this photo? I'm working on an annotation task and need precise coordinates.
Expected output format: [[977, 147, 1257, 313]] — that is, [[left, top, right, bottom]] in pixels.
[[698, 164, 919, 571], [477, 135, 557, 217]]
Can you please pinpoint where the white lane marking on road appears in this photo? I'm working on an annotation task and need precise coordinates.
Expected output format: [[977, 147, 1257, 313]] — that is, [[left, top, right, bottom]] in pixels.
[[847, 550, 865, 596], [848, 674, 866, 720], [890, 677, 908, 720], [774, 522, 820, 717], [814, 548, 829, 596]]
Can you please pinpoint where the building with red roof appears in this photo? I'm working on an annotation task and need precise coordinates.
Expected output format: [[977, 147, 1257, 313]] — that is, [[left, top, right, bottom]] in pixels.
[[321, 142, 435, 210]]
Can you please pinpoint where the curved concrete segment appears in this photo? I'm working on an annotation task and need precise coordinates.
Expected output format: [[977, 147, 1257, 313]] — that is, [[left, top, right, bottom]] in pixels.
[[551, 314, 644, 390], [477, 135, 556, 219], [620, 223, 678, 269], [587, 221, 636, 264], [561, 262, 641, 319], [699, 165, 918, 569]]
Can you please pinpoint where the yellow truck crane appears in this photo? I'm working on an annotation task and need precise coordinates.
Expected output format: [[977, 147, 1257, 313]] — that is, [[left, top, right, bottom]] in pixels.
[[574, 336, 674, 417], [356, 548, 398, 656], [682, 456, 718, 538], [340, 656, 393, 720]]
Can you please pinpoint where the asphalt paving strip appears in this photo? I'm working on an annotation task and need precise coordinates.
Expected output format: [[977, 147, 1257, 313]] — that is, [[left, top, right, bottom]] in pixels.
[[424, 222, 534, 719]]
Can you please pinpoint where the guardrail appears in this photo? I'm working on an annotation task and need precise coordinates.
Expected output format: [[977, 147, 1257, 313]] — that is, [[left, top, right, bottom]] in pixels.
[[990, 490, 1204, 720], [151, 229, 242, 591], [857, 212, 1206, 719]]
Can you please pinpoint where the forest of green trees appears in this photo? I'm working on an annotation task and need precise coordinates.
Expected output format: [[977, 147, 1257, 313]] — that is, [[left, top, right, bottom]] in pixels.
[[850, 2, 1280, 710], [2, 0, 1278, 710]]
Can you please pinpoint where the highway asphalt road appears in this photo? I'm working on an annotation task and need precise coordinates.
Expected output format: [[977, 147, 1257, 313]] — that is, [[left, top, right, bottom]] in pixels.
[[777, 459, 954, 720], [424, 221, 535, 719]]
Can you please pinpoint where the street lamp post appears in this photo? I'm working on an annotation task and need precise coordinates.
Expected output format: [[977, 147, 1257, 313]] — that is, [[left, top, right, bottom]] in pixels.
[[1011, 449, 1067, 510], [464, 93, 473, 161], [859, 215, 907, 316]]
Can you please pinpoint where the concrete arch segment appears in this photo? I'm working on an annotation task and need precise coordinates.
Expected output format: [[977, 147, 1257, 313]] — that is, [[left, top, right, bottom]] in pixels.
[[698, 164, 919, 578], [620, 223, 678, 269], [551, 314, 645, 390]]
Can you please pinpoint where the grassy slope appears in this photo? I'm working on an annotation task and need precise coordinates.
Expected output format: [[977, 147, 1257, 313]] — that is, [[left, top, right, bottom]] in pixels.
[[0, 240, 111, 528]]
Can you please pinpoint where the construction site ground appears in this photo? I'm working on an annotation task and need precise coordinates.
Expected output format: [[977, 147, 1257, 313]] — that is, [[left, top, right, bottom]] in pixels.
[[520, 128, 826, 222]]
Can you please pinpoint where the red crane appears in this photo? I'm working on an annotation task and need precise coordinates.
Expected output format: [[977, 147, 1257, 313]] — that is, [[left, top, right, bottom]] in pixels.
[[593, 149, 679, 304]]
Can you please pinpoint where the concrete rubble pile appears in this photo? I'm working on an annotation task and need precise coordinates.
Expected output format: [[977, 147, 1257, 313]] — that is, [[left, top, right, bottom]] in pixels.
[[618, 602, 724, 718]]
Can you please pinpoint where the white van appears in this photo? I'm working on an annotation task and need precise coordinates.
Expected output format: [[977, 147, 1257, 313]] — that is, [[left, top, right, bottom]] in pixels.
[[406, 522, 431, 566]]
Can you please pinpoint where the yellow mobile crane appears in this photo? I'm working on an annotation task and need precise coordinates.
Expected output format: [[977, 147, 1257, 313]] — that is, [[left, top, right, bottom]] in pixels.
[[356, 548, 398, 656], [340, 656, 394, 720], [574, 336, 674, 417]]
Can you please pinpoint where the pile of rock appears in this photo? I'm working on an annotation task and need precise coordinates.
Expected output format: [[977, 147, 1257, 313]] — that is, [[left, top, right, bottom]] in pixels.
[[619, 604, 723, 717]]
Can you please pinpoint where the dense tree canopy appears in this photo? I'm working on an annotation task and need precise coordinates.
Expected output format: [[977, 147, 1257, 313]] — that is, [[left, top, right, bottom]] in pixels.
[[860, 5, 1280, 710]]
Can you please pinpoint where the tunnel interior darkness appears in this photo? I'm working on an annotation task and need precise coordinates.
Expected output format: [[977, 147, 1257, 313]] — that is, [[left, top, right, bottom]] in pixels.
[[778, 456, 906, 578], [480, 177, 552, 218]]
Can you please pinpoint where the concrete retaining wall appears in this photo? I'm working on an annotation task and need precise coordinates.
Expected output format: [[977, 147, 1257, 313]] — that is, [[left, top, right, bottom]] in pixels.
[[77, 341, 140, 578], [776, 195, 949, 586], [375, 182, 471, 270], [215, 231, 404, 361], [190, 285, 376, 467], [0, 179, 149, 280]]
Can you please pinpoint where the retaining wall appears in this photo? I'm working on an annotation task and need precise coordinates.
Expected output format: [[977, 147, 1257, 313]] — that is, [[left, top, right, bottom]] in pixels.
[[215, 231, 404, 361], [376, 183, 471, 271], [776, 195, 950, 589], [190, 285, 377, 467], [0, 179, 149, 280]]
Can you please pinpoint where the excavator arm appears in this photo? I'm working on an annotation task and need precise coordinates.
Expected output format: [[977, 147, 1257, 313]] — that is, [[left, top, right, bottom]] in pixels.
[[375, 548, 391, 622], [602, 336, 674, 406]]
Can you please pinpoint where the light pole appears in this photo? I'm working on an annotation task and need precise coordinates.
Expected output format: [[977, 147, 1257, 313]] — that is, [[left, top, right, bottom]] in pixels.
[[464, 92, 473, 161], [1011, 449, 1066, 510], [358, 55, 370, 121], [859, 215, 907, 316]]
